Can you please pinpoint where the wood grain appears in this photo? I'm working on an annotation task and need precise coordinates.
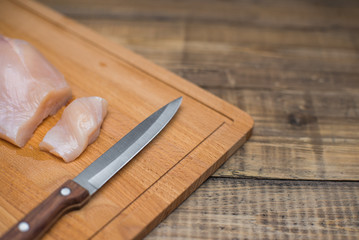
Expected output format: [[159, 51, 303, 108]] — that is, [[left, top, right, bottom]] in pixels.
[[36, 0, 359, 181], [211, 89, 359, 180], [147, 178, 359, 239], [2, 0, 359, 239], [0, 0, 252, 239]]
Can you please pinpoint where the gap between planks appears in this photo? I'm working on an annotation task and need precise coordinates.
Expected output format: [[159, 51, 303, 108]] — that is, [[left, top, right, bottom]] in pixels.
[[211, 176, 359, 183]]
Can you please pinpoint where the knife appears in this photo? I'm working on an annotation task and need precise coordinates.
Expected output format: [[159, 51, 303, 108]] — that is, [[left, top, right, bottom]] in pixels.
[[1, 97, 182, 240]]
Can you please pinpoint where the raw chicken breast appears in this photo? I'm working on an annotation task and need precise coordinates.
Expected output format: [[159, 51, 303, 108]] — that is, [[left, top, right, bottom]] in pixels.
[[0, 35, 72, 147], [40, 97, 108, 162]]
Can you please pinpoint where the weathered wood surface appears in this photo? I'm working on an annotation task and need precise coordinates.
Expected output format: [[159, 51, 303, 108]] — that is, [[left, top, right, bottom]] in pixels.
[[148, 178, 359, 239], [28, 0, 359, 238]]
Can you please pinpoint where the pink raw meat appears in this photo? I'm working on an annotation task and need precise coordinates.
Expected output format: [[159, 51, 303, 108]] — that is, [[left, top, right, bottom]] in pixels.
[[0, 35, 72, 147], [40, 97, 108, 162]]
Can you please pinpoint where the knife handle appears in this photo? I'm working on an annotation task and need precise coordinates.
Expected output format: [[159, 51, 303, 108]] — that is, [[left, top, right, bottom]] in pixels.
[[1, 180, 90, 240]]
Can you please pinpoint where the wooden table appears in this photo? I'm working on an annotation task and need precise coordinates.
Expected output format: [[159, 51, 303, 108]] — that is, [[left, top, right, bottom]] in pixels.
[[37, 0, 359, 239]]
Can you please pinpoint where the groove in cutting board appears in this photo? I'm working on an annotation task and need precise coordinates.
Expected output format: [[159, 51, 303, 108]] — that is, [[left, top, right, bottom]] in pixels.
[[91, 121, 226, 238]]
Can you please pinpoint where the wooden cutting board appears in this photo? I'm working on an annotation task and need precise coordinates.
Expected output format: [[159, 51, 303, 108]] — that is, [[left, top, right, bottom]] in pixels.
[[0, 0, 253, 239]]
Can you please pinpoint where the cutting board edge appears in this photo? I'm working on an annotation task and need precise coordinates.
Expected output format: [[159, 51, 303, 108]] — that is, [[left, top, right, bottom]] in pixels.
[[89, 120, 252, 240], [141, 122, 253, 240], [2, 1, 255, 239]]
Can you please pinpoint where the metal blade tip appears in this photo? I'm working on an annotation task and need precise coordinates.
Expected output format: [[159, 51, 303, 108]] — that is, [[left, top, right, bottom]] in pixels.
[[166, 97, 182, 113]]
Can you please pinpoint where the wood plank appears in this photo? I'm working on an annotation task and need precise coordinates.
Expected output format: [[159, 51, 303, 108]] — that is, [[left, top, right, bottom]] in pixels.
[[37, 0, 359, 29], [42, 9, 359, 92], [146, 178, 359, 239], [37, 0, 359, 90], [0, 0, 252, 239], [210, 89, 359, 180]]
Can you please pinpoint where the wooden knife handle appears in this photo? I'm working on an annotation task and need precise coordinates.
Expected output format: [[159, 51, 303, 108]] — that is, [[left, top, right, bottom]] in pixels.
[[0, 180, 90, 240]]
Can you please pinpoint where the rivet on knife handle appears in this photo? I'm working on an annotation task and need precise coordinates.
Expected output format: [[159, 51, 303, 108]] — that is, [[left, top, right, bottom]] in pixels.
[[0, 180, 90, 240]]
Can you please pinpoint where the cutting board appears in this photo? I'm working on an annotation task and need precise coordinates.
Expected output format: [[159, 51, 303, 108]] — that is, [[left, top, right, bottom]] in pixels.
[[0, 0, 253, 239]]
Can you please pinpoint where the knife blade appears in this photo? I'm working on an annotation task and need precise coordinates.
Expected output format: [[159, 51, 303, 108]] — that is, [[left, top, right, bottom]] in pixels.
[[1, 97, 182, 240]]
